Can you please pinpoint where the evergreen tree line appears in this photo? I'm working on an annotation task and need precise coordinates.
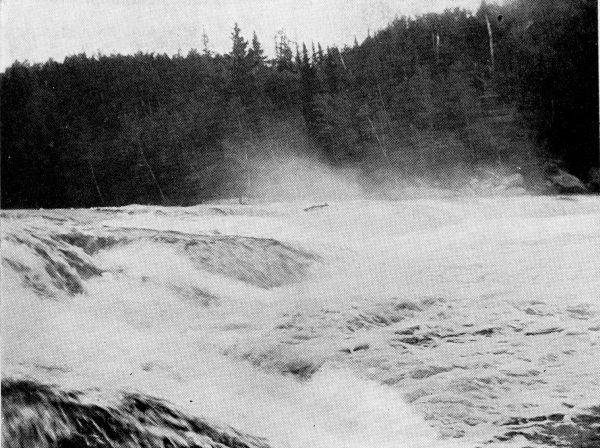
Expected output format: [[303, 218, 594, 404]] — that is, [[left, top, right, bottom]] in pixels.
[[1, 0, 597, 208]]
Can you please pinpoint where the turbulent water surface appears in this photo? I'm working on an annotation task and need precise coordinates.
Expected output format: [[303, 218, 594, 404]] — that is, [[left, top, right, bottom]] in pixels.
[[2, 196, 600, 447]]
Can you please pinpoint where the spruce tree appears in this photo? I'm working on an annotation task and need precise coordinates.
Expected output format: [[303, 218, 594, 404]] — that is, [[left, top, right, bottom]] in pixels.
[[228, 23, 251, 102], [275, 30, 294, 72], [202, 28, 211, 57], [249, 31, 266, 69]]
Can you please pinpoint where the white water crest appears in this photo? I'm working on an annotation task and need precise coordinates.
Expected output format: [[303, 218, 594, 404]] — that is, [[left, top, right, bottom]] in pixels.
[[3, 196, 600, 447]]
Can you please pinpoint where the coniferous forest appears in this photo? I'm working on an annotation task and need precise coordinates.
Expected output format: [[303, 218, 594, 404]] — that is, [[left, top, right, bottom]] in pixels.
[[1, 0, 597, 208]]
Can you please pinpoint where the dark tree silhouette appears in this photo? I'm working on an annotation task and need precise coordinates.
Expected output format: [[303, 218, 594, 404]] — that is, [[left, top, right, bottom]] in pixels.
[[1, 2, 597, 208]]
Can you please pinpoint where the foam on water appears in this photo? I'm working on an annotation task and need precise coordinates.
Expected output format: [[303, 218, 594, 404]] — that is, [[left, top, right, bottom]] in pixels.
[[1, 220, 455, 447], [3, 196, 600, 447]]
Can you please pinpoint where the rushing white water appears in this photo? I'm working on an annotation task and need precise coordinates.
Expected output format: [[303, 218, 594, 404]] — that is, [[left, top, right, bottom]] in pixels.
[[2, 196, 600, 447]]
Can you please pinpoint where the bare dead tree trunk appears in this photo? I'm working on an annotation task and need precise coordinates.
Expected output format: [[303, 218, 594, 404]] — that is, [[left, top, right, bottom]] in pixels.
[[485, 15, 495, 73], [368, 117, 400, 188], [367, 117, 388, 162], [337, 47, 347, 71], [87, 158, 104, 205], [136, 141, 166, 204], [433, 32, 440, 65], [131, 105, 166, 204]]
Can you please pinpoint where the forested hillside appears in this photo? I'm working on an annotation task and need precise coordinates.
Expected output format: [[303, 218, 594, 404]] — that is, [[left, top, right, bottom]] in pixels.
[[1, 0, 597, 208]]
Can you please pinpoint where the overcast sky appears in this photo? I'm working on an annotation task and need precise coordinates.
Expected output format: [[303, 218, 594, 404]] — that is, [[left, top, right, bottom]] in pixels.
[[1, 0, 484, 69]]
